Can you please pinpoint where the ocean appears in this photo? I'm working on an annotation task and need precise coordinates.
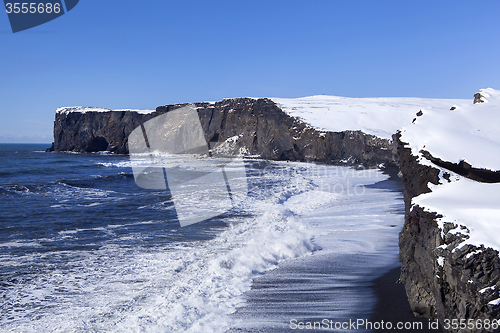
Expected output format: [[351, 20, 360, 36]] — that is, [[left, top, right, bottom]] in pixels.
[[0, 144, 405, 332]]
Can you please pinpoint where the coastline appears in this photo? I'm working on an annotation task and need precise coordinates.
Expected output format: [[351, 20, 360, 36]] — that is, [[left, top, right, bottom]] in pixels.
[[367, 167, 442, 332], [370, 266, 443, 332]]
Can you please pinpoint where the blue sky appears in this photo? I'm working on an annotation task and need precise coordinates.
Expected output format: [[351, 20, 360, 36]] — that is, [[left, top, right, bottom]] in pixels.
[[1, 0, 499, 143]]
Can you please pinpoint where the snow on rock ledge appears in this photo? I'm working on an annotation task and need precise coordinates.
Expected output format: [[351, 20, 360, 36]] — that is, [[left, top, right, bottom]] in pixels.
[[414, 175, 500, 253], [56, 106, 155, 114]]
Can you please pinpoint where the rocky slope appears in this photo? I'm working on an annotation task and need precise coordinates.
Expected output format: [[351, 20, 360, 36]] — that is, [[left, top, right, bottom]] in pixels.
[[48, 98, 398, 168]]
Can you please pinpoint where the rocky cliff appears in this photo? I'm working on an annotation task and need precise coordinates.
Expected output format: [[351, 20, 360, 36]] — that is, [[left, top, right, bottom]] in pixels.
[[398, 134, 500, 331], [397, 89, 500, 332], [48, 98, 398, 168]]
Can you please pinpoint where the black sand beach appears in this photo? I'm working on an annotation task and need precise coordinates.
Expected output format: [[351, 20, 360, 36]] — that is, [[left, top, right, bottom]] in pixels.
[[368, 168, 442, 332], [370, 266, 443, 332]]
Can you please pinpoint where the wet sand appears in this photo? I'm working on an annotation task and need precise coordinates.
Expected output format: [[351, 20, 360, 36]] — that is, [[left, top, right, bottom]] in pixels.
[[370, 266, 443, 332]]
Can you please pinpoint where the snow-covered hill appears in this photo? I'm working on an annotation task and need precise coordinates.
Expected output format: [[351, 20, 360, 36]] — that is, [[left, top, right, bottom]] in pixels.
[[400, 88, 500, 170], [400, 88, 500, 254], [272, 95, 469, 139]]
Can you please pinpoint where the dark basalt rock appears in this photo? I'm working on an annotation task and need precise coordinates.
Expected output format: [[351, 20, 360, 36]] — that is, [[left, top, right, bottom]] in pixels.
[[397, 133, 500, 332], [48, 98, 399, 168], [48, 109, 170, 154], [420, 150, 500, 183], [473, 92, 485, 104]]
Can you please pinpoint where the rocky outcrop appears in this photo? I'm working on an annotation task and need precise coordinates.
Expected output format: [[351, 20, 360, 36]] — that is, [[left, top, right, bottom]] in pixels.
[[49, 110, 151, 153], [397, 133, 500, 332], [420, 151, 500, 183], [48, 98, 398, 168]]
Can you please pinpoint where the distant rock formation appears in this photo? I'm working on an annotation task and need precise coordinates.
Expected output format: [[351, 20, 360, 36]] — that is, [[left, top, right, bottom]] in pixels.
[[48, 98, 398, 168]]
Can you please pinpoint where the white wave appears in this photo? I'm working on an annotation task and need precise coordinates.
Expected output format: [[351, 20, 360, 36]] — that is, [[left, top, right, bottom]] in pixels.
[[0, 240, 41, 248], [54, 183, 116, 201], [58, 229, 83, 235], [97, 161, 133, 168], [77, 202, 101, 207], [1, 162, 402, 333]]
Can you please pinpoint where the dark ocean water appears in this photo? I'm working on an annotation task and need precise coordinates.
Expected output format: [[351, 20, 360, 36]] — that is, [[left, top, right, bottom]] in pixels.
[[0, 144, 229, 252], [0, 144, 405, 332]]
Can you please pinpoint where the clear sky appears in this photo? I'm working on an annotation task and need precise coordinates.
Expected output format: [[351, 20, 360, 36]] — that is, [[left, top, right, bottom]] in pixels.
[[1, 0, 499, 143]]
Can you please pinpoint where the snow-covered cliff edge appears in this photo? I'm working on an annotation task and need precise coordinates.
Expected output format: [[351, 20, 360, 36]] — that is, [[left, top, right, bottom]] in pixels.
[[398, 88, 500, 332]]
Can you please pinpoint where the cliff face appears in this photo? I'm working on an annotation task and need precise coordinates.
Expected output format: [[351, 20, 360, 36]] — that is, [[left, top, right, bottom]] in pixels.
[[396, 89, 500, 332], [50, 110, 150, 153], [49, 98, 398, 168], [397, 133, 500, 332]]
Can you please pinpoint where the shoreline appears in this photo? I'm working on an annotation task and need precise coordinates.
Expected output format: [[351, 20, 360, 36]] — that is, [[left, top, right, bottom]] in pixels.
[[370, 266, 443, 332], [368, 167, 442, 332]]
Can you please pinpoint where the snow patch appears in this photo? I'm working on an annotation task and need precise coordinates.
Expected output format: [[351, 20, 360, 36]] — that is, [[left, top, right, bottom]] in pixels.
[[57, 107, 156, 114], [466, 250, 482, 259], [403, 88, 500, 257], [225, 135, 240, 144], [480, 286, 496, 294], [437, 257, 444, 267], [488, 298, 500, 306]]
